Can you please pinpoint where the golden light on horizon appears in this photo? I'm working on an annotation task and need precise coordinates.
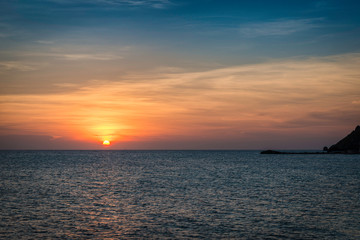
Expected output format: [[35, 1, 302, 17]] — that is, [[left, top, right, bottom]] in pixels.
[[0, 53, 359, 149]]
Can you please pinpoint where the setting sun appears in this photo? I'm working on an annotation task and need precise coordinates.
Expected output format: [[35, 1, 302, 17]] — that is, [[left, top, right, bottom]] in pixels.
[[103, 140, 110, 146]]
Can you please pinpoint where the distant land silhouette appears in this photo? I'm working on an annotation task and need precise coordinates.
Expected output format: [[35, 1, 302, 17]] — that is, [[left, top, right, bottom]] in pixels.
[[261, 125, 360, 154], [326, 125, 360, 153]]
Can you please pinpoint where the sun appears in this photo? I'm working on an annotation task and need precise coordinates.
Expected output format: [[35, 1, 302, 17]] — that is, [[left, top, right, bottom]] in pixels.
[[103, 140, 110, 146]]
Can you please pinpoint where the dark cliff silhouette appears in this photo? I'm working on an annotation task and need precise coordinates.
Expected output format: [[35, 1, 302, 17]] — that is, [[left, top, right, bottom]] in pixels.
[[326, 125, 360, 154], [261, 125, 360, 154]]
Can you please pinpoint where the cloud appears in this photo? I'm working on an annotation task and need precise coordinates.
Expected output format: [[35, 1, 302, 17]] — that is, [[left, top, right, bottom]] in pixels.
[[46, 0, 172, 9], [19, 52, 123, 61], [35, 40, 54, 44], [53, 83, 80, 88], [0, 23, 23, 38], [0, 53, 359, 148], [59, 53, 123, 61], [276, 110, 360, 128], [103, 0, 172, 8], [239, 18, 322, 37], [0, 61, 37, 71], [2, 44, 128, 65], [0, 33, 11, 38]]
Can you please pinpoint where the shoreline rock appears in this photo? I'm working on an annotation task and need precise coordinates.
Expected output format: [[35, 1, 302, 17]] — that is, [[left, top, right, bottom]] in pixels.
[[326, 125, 360, 154]]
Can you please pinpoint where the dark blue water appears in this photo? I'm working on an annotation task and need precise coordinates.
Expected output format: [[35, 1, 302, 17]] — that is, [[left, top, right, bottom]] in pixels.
[[0, 150, 359, 239]]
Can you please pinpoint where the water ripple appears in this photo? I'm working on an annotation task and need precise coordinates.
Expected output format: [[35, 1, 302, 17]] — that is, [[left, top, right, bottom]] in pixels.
[[0, 150, 359, 239]]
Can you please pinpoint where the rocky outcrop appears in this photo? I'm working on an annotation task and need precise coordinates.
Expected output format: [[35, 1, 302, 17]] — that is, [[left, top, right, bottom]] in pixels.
[[261, 125, 360, 154], [326, 125, 360, 153]]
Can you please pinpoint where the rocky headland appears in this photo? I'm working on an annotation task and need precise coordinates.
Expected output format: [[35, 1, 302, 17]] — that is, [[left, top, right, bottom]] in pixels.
[[325, 125, 360, 154], [261, 125, 360, 154]]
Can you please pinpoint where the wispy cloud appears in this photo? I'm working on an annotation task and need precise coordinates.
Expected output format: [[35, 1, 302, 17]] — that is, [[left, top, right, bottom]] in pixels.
[[0, 61, 37, 71], [0, 33, 11, 38], [18, 52, 123, 61], [100, 0, 172, 9], [0, 23, 23, 38], [59, 53, 123, 61], [47, 0, 172, 9], [1, 53, 359, 147], [239, 18, 323, 37], [35, 40, 54, 45]]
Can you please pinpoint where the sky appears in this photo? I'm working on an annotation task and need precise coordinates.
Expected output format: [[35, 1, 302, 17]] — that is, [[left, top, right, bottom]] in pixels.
[[0, 0, 359, 150]]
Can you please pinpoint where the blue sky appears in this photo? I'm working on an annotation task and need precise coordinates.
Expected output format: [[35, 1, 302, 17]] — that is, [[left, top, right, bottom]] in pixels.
[[1, 0, 360, 93], [1, 0, 360, 149], [2, 0, 360, 62]]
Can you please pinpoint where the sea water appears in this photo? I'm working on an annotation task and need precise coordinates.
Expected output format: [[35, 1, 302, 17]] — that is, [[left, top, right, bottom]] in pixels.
[[0, 150, 359, 239]]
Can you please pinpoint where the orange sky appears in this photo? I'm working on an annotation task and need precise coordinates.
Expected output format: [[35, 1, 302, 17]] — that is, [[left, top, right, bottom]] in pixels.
[[1, 54, 359, 149]]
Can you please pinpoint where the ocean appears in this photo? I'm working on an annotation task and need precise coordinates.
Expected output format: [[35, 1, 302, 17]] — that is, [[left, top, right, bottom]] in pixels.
[[0, 150, 359, 239]]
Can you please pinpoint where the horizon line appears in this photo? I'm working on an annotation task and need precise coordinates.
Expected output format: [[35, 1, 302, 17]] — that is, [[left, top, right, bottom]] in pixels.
[[0, 149, 324, 151]]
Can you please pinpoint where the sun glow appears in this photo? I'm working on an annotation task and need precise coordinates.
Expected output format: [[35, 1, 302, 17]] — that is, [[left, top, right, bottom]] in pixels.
[[103, 140, 110, 146]]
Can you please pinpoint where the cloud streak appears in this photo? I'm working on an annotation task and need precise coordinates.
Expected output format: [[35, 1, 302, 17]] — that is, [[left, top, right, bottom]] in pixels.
[[1, 53, 359, 149], [0, 61, 37, 72], [12, 52, 123, 61], [239, 18, 323, 37], [46, 0, 172, 9]]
